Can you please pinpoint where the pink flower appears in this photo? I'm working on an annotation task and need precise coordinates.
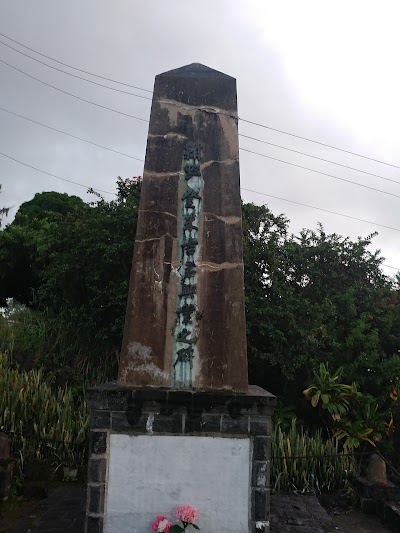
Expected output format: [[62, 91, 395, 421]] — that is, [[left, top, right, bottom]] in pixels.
[[176, 505, 199, 524], [152, 515, 172, 533]]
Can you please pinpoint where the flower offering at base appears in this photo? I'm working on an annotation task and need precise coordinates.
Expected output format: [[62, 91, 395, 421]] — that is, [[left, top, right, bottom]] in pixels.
[[152, 505, 200, 533]]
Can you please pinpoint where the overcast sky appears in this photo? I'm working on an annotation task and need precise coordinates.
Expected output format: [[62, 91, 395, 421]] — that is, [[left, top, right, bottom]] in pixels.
[[1, 1, 400, 274]]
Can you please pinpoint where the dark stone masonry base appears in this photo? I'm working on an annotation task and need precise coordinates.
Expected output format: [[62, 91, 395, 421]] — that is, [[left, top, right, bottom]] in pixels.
[[354, 476, 400, 530], [84, 383, 275, 533]]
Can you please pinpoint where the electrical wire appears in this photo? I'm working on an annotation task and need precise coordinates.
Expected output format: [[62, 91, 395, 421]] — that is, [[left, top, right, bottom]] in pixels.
[[1, 29, 399, 170], [0, 39, 152, 100], [2, 146, 400, 234], [0, 57, 149, 123], [240, 147, 400, 200], [0, 151, 115, 195], [2, 107, 397, 222], [0, 30, 152, 93], [239, 134, 400, 186], [241, 187, 400, 234], [241, 187, 400, 272], [239, 118, 400, 169], [2, 150, 399, 270], [2, 105, 396, 198], [0, 106, 145, 162]]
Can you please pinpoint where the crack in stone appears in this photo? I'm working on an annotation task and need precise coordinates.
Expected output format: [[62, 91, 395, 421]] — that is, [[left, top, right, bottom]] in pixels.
[[201, 159, 238, 170], [203, 213, 241, 224], [135, 233, 175, 243], [156, 99, 237, 119], [197, 261, 242, 271], [148, 132, 188, 140], [143, 171, 180, 178], [141, 210, 177, 219]]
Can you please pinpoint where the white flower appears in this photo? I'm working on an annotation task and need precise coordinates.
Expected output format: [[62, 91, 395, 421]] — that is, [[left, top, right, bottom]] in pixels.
[[157, 519, 170, 532]]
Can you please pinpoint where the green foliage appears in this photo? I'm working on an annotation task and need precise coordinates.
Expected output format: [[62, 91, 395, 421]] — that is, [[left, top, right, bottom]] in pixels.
[[303, 363, 355, 422], [242, 203, 400, 403], [0, 191, 87, 305], [0, 177, 141, 383], [2, 186, 400, 403], [272, 399, 298, 433], [35, 178, 140, 348], [0, 295, 115, 386], [272, 420, 356, 492], [333, 394, 389, 449], [0, 352, 89, 468], [13, 191, 85, 224], [304, 363, 392, 450]]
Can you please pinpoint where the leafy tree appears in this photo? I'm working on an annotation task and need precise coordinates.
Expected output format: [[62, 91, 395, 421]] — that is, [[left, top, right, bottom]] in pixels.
[[0, 191, 87, 305], [0, 178, 141, 383], [35, 178, 141, 348], [242, 203, 400, 404], [2, 188, 400, 400], [13, 191, 85, 224]]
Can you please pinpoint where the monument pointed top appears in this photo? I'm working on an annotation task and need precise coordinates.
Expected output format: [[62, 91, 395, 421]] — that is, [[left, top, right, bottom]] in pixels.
[[158, 63, 235, 80], [153, 63, 237, 112]]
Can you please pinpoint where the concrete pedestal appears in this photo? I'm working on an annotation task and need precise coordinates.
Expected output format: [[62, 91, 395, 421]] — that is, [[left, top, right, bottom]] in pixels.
[[85, 384, 275, 533]]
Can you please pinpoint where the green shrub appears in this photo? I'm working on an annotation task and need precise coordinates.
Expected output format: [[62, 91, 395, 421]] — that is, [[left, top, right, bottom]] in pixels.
[[272, 420, 356, 492], [0, 304, 115, 386], [0, 352, 89, 469]]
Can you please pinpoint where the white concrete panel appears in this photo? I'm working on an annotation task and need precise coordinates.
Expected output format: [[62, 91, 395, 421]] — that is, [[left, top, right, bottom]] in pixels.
[[105, 434, 250, 533]]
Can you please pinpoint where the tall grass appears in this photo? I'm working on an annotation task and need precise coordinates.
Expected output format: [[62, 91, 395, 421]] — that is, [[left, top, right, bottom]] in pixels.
[[0, 352, 89, 468], [272, 420, 356, 492], [0, 305, 116, 386]]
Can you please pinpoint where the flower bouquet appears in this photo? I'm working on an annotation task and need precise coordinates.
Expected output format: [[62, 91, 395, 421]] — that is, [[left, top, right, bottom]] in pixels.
[[152, 505, 200, 533]]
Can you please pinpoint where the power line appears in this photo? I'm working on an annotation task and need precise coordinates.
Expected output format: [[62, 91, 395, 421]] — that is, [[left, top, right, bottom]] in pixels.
[[239, 134, 400, 187], [1, 29, 399, 171], [241, 187, 400, 234], [3, 105, 396, 199], [0, 151, 115, 195], [242, 188, 400, 271], [240, 147, 400, 201], [2, 148, 399, 270], [0, 39, 152, 100], [0, 58, 397, 203], [3, 145, 400, 235], [2, 88, 396, 203], [239, 118, 400, 169], [0, 106, 145, 162], [0, 57, 149, 123], [0, 30, 152, 93]]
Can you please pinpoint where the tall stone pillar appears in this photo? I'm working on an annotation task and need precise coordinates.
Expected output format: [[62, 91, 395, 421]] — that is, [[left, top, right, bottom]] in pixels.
[[118, 63, 248, 392], [85, 64, 275, 533]]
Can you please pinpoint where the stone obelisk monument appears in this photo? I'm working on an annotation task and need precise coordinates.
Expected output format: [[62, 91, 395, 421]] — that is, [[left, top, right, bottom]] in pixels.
[[118, 63, 248, 392], [85, 64, 275, 533]]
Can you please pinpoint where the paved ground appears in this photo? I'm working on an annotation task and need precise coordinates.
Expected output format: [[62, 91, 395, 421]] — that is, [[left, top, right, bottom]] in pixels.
[[0, 487, 393, 532], [333, 510, 392, 533], [7, 486, 86, 533]]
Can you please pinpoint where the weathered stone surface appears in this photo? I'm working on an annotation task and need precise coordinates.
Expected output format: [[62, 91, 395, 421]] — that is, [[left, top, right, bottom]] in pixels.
[[354, 475, 400, 501], [270, 494, 333, 533], [118, 63, 248, 391], [366, 454, 387, 484], [87, 382, 276, 413]]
